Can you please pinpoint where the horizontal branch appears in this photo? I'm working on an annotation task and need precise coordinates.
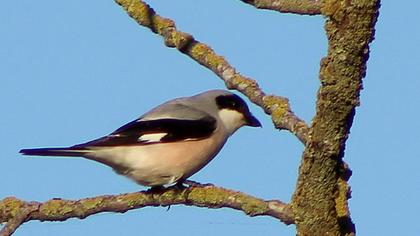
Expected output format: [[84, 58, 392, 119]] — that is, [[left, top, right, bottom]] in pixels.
[[240, 0, 322, 15], [115, 0, 309, 144], [0, 185, 294, 233]]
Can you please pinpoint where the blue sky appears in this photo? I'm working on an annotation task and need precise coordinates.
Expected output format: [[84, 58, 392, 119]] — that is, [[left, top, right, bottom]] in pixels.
[[1, 1, 419, 235]]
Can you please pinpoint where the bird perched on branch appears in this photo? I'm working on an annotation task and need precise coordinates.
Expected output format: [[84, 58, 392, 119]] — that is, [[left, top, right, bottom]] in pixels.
[[20, 90, 261, 187]]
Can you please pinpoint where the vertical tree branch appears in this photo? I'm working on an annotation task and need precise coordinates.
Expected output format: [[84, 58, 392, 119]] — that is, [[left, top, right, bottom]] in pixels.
[[291, 0, 380, 235]]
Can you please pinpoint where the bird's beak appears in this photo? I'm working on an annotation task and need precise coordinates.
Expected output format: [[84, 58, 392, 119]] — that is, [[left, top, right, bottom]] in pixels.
[[245, 114, 262, 127]]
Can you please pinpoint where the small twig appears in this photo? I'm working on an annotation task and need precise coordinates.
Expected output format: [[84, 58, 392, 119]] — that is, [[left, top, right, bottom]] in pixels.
[[240, 0, 322, 15], [0, 185, 294, 229], [115, 0, 309, 144]]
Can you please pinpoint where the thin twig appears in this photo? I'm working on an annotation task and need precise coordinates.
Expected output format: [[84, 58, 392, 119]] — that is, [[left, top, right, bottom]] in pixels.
[[115, 0, 309, 144]]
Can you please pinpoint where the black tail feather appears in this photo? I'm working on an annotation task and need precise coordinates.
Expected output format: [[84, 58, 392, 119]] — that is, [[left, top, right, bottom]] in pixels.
[[19, 147, 86, 157]]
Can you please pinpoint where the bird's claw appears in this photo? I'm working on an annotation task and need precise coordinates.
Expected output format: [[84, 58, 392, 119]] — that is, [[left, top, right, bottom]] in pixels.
[[147, 185, 165, 193]]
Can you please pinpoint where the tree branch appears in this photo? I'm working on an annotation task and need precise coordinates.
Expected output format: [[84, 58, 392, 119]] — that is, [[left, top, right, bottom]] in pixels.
[[0, 203, 37, 236], [115, 0, 310, 144], [0, 185, 293, 234], [239, 0, 322, 15], [291, 0, 380, 235]]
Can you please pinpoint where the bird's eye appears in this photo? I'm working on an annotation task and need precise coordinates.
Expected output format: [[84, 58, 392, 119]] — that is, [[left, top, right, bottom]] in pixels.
[[215, 94, 246, 111], [230, 101, 238, 108]]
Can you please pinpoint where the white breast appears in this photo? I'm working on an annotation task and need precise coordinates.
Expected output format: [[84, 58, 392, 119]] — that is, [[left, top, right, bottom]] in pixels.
[[84, 129, 227, 186]]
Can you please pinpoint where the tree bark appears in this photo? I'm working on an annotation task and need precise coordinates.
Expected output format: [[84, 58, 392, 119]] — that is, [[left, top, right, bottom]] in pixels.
[[291, 0, 380, 235]]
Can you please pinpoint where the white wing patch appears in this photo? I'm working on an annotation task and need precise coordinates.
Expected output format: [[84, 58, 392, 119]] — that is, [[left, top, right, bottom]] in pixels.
[[137, 133, 168, 143]]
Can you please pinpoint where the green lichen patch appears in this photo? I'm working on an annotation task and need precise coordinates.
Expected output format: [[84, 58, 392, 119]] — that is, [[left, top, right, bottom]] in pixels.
[[120, 193, 148, 208], [80, 198, 104, 210], [263, 95, 289, 119], [0, 197, 25, 222], [237, 196, 268, 216], [39, 200, 74, 218]]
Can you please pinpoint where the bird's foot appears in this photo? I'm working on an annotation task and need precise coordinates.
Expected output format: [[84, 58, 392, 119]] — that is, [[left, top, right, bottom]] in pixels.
[[173, 181, 188, 189], [147, 185, 165, 193]]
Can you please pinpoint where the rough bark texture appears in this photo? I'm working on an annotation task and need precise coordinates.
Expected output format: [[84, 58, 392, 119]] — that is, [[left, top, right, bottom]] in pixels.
[[0, 185, 293, 236], [240, 0, 322, 15], [291, 0, 380, 235]]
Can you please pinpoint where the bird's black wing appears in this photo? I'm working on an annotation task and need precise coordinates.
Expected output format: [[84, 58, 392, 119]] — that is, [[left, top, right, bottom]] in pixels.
[[72, 116, 217, 148]]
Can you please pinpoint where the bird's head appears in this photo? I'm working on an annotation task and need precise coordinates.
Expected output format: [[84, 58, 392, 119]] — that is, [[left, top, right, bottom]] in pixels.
[[194, 90, 261, 135]]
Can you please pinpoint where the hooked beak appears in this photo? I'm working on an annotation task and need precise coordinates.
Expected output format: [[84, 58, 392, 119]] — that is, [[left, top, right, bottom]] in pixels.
[[245, 114, 262, 127]]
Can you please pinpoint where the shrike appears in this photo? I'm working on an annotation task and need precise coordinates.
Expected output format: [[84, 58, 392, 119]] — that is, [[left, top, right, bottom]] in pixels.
[[20, 90, 261, 187]]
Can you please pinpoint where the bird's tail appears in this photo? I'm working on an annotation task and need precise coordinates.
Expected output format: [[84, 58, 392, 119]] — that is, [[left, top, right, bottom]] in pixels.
[[20, 147, 88, 157]]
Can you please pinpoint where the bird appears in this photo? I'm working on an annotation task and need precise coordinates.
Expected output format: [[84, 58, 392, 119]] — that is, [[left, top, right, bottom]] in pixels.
[[20, 90, 261, 187]]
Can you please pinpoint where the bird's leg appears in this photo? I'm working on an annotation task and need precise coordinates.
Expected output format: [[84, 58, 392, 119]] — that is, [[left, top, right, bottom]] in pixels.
[[174, 181, 188, 189], [183, 179, 214, 187]]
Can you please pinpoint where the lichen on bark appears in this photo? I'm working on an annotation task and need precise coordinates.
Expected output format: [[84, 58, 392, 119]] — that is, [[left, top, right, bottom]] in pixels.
[[291, 0, 380, 235]]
